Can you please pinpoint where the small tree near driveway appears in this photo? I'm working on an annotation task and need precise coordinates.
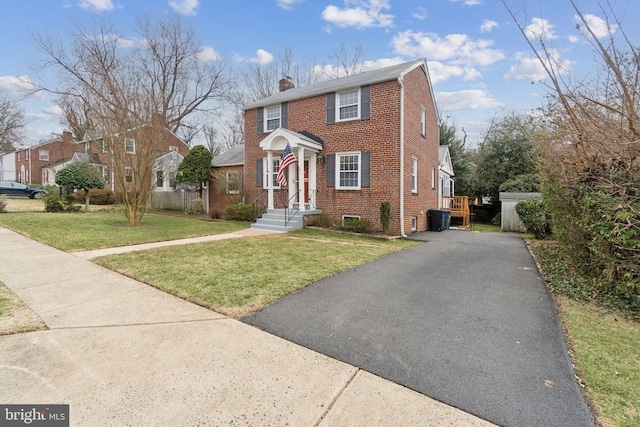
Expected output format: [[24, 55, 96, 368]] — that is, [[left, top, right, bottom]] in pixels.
[[176, 145, 212, 198], [55, 161, 106, 211]]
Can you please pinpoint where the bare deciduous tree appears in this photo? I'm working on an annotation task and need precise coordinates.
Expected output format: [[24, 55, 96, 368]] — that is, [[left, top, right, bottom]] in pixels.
[[34, 15, 231, 225], [328, 42, 367, 78], [0, 96, 25, 152]]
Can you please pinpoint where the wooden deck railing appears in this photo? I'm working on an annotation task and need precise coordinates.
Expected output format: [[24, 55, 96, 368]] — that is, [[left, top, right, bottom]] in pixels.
[[442, 196, 470, 227]]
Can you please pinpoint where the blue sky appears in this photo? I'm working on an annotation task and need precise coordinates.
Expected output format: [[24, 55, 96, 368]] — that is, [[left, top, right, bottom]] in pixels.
[[1, 0, 638, 147]]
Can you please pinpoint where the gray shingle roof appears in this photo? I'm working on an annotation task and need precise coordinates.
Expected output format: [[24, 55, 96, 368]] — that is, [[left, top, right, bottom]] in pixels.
[[244, 59, 425, 110], [212, 144, 244, 167]]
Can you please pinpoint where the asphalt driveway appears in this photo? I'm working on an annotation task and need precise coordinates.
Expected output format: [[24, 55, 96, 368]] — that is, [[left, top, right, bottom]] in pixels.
[[242, 230, 594, 427]]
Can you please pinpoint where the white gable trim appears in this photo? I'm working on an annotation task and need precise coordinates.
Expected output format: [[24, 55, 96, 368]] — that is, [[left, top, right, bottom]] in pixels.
[[259, 127, 322, 153]]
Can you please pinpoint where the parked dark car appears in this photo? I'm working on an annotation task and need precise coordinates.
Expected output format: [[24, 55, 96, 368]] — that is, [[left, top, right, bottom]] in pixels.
[[0, 181, 47, 199]]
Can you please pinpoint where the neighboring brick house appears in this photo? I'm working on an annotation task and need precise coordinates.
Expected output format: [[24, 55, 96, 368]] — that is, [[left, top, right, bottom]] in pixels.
[[14, 122, 189, 193], [209, 144, 244, 217], [15, 131, 76, 185], [78, 125, 190, 193], [242, 59, 439, 236]]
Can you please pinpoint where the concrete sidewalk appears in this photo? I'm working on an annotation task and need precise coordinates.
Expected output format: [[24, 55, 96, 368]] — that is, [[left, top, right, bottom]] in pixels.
[[72, 227, 274, 259], [0, 226, 495, 426]]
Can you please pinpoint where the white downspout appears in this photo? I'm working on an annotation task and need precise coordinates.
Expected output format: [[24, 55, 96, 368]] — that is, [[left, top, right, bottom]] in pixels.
[[398, 76, 407, 238]]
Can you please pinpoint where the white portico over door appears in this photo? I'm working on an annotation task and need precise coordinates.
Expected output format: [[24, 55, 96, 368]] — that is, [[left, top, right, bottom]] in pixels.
[[259, 128, 323, 211]]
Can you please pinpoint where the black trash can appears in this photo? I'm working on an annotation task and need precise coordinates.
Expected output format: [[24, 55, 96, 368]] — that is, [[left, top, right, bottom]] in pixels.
[[429, 209, 446, 232]]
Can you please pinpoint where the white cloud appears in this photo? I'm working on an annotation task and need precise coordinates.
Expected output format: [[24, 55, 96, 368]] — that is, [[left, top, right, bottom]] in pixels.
[[449, 0, 482, 6], [248, 49, 274, 64], [503, 50, 572, 82], [78, 0, 114, 12], [480, 19, 498, 33], [25, 105, 64, 122], [0, 75, 40, 96], [412, 7, 427, 20], [525, 17, 557, 40], [568, 35, 580, 43], [168, 0, 199, 16], [436, 90, 501, 111], [277, 0, 303, 10], [576, 14, 618, 39], [195, 46, 220, 62], [392, 30, 504, 67], [322, 0, 394, 29], [427, 61, 481, 84]]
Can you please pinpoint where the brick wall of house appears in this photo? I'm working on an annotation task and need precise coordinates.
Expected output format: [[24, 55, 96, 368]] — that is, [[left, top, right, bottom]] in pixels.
[[83, 128, 190, 193], [209, 164, 244, 217], [244, 64, 439, 236], [15, 131, 75, 184], [401, 66, 440, 233]]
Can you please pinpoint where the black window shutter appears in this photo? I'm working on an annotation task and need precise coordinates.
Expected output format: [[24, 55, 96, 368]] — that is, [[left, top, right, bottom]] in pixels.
[[361, 85, 370, 120], [256, 159, 263, 187], [257, 108, 264, 134], [361, 151, 370, 187], [326, 153, 335, 187], [281, 102, 288, 129], [326, 93, 335, 125]]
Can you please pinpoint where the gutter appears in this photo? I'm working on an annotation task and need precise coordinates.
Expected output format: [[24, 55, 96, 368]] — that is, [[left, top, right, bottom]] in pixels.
[[398, 75, 407, 238]]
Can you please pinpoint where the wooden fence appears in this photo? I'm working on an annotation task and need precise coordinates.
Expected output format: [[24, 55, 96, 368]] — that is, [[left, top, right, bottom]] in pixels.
[[499, 192, 541, 232], [150, 188, 208, 213]]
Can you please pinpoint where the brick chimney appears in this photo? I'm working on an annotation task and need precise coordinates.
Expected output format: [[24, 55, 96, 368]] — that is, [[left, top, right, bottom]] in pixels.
[[62, 130, 73, 144], [279, 76, 295, 92]]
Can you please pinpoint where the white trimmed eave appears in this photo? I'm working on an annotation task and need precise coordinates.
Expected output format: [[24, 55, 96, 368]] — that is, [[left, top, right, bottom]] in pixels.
[[259, 127, 323, 154]]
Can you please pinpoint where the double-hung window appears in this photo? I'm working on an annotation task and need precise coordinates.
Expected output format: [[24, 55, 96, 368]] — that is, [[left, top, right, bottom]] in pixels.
[[156, 171, 164, 188], [125, 167, 134, 183], [336, 152, 361, 190], [102, 166, 110, 184], [125, 139, 136, 154], [412, 157, 418, 193], [226, 171, 241, 194], [420, 106, 426, 136], [263, 158, 281, 189], [39, 150, 49, 161], [337, 89, 360, 121], [265, 106, 281, 131]]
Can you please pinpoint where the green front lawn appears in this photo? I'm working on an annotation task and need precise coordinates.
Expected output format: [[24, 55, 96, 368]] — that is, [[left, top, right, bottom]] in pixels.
[[0, 212, 249, 251], [94, 233, 419, 318]]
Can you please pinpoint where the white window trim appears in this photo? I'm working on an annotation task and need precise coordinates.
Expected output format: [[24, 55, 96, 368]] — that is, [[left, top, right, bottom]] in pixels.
[[411, 156, 418, 193], [264, 105, 281, 132], [156, 170, 164, 189], [226, 171, 241, 194], [124, 167, 134, 183], [125, 139, 136, 154], [420, 106, 426, 137], [263, 158, 281, 189], [336, 88, 361, 122], [341, 215, 361, 226], [101, 140, 108, 153], [39, 150, 49, 161], [412, 216, 417, 231], [336, 151, 362, 190], [431, 167, 436, 190]]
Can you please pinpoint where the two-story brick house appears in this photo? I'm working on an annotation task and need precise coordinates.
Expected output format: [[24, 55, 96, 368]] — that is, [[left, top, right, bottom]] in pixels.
[[242, 59, 439, 236], [15, 131, 76, 185]]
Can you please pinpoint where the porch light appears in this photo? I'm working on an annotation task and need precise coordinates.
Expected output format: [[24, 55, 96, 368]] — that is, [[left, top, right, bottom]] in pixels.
[[317, 154, 324, 165]]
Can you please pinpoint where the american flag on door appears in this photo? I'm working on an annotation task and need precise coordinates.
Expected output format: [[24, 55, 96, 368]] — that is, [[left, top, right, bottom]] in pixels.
[[276, 143, 297, 186]]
